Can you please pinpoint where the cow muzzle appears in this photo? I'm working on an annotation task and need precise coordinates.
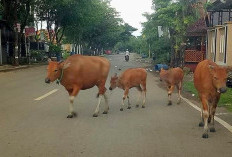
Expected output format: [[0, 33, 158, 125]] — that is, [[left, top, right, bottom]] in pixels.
[[218, 87, 227, 93], [45, 78, 51, 84]]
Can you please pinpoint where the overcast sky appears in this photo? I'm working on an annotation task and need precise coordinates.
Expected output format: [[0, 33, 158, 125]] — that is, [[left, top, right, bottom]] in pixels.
[[110, 0, 153, 36]]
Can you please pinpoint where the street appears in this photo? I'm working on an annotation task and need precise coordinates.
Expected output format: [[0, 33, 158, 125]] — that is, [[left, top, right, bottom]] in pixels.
[[0, 54, 232, 157]]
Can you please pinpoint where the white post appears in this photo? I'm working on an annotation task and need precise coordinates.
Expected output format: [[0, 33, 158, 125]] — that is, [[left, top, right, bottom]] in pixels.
[[0, 29, 2, 65]]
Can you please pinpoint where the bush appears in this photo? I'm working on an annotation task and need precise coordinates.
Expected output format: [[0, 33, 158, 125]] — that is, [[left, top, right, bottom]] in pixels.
[[49, 44, 62, 57], [183, 67, 191, 75], [30, 50, 47, 62], [62, 50, 70, 59]]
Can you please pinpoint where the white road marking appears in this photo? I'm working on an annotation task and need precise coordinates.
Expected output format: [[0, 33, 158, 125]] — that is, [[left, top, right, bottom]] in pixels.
[[216, 113, 229, 116], [34, 89, 59, 101], [181, 96, 232, 134]]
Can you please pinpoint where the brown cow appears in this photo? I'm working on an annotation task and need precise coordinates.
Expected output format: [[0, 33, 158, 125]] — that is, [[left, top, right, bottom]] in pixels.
[[159, 67, 184, 105], [109, 68, 147, 111], [45, 54, 110, 118], [194, 60, 229, 138]]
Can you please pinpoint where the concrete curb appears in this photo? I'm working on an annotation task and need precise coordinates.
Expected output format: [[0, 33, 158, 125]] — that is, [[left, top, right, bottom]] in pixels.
[[0, 64, 46, 73]]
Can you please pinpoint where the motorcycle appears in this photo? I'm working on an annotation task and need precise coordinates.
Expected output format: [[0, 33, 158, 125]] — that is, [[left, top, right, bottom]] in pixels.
[[125, 55, 129, 61]]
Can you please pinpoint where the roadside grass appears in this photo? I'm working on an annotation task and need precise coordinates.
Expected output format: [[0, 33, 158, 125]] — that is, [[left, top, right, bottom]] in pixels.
[[183, 80, 232, 112]]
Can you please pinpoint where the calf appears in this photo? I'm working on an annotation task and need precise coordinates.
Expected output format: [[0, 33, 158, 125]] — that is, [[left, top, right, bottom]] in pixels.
[[194, 60, 229, 138], [45, 54, 110, 118], [109, 68, 147, 111], [159, 67, 184, 105]]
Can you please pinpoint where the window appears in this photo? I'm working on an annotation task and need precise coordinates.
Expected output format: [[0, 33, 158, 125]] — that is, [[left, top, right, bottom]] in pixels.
[[211, 35, 215, 54], [220, 34, 225, 54]]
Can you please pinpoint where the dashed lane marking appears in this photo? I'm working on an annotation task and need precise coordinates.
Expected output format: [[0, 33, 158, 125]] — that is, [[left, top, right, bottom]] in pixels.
[[181, 96, 232, 134], [34, 89, 59, 101]]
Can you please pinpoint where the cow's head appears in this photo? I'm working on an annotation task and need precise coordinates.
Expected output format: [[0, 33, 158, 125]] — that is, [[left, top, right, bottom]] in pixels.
[[209, 65, 228, 93], [45, 59, 61, 83], [109, 73, 118, 90]]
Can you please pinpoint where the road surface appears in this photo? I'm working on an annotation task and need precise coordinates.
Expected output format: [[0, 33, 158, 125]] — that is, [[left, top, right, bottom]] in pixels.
[[0, 54, 232, 157]]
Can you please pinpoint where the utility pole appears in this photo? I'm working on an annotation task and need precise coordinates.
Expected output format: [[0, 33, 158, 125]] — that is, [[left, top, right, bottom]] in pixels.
[[13, 23, 20, 66], [13, 0, 20, 66], [0, 29, 2, 65]]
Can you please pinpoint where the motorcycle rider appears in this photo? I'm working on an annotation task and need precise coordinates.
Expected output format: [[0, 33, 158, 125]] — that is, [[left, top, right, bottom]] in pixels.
[[125, 49, 130, 61]]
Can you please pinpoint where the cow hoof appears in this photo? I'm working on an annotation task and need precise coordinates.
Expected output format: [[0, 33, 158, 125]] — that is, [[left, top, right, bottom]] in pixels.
[[136, 105, 139, 108], [93, 113, 98, 117], [127, 106, 131, 109], [199, 122, 204, 127], [67, 112, 77, 118], [102, 111, 108, 114], [202, 133, 209, 138], [142, 106, 145, 108], [67, 115, 73, 118], [210, 127, 216, 132], [120, 108, 123, 111], [168, 102, 172, 106]]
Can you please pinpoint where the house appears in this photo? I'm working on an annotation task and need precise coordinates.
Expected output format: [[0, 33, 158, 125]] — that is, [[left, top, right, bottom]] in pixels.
[[184, 18, 207, 72], [184, 0, 208, 72], [206, 0, 232, 66]]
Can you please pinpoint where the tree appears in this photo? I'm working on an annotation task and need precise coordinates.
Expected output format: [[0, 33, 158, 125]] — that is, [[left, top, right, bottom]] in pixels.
[[141, 0, 199, 66], [1, 0, 35, 65]]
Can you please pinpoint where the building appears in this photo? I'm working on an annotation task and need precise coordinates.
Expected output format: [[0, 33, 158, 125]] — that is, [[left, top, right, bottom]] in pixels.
[[184, 18, 207, 71], [206, 0, 232, 66]]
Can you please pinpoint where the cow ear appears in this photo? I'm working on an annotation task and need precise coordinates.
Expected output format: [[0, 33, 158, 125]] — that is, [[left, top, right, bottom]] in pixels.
[[114, 73, 117, 77], [63, 62, 71, 69], [48, 58, 51, 62]]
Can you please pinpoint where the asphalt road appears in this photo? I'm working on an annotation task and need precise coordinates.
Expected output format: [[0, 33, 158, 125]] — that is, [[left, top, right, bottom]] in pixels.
[[0, 54, 232, 157]]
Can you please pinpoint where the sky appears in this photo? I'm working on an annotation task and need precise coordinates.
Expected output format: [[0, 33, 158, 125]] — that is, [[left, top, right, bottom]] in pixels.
[[110, 0, 153, 36]]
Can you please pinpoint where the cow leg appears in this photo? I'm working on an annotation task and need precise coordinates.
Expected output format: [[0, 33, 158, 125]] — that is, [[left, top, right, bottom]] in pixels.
[[199, 110, 204, 127], [141, 91, 146, 108], [121, 88, 129, 111], [168, 85, 174, 105], [93, 95, 103, 117], [141, 84, 146, 108], [209, 96, 219, 132], [67, 87, 80, 118], [93, 85, 108, 117], [176, 81, 182, 104], [127, 96, 131, 109], [136, 86, 142, 108], [198, 94, 204, 127], [209, 106, 216, 132], [201, 95, 209, 138], [102, 93, 109, 114]]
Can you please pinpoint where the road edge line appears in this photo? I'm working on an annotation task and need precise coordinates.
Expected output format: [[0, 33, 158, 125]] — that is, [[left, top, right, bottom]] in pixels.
[[181, 96, 232, 134]]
